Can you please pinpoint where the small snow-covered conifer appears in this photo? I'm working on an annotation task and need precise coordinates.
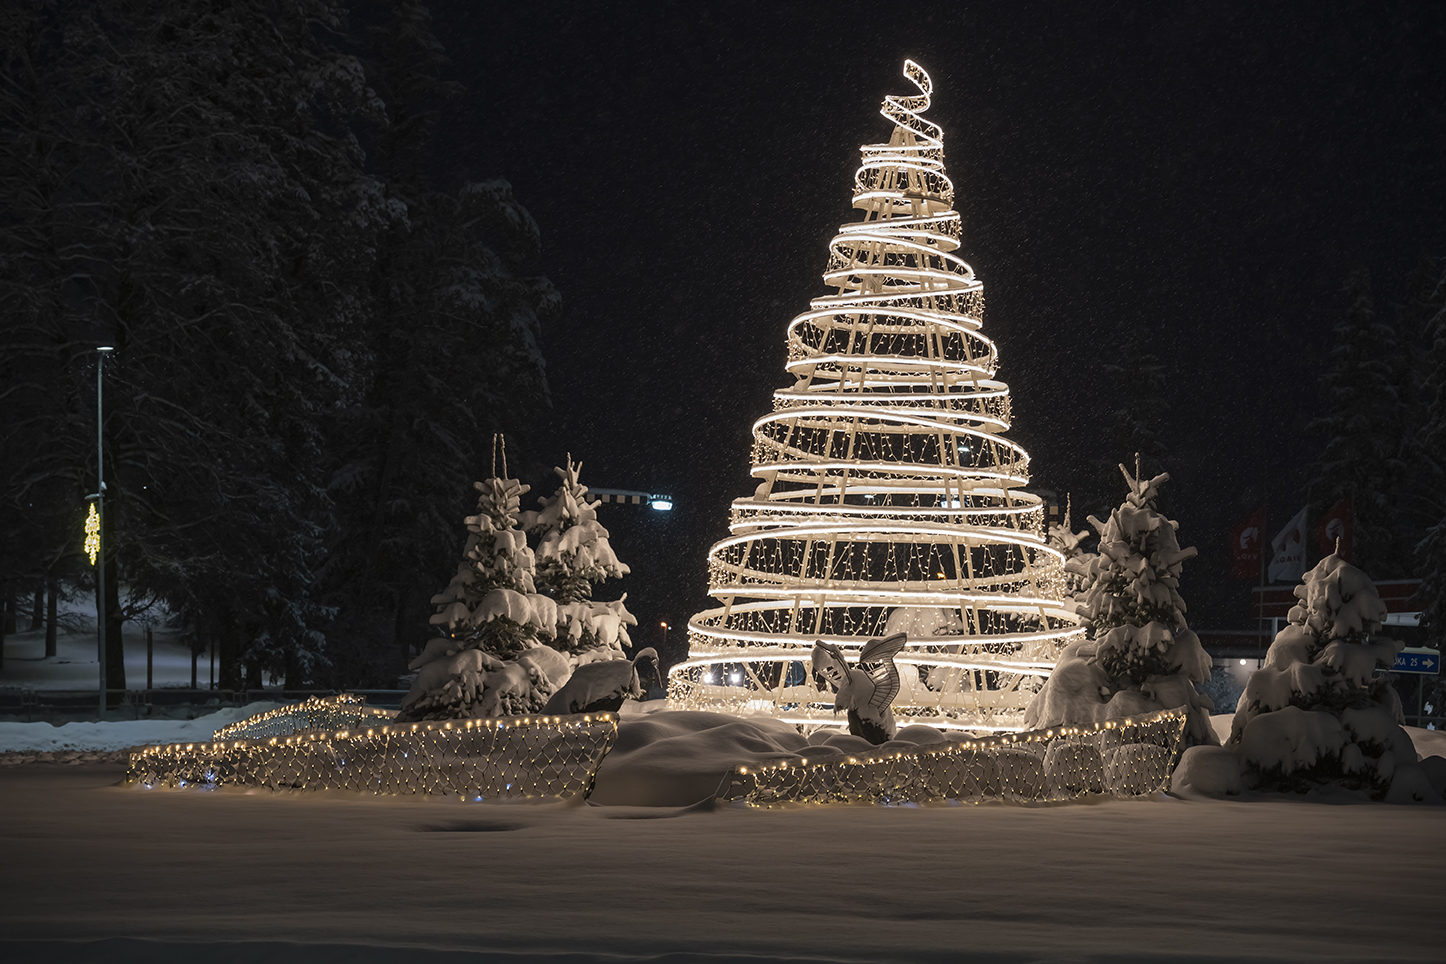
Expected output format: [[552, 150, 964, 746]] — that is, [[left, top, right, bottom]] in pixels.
[[397, 462, 569, 721], [1046, 495, 1095, 606], [523, 456, 636, 665], [1228, 553, 1413, 799], [1025, 466, 1217, 746], [525, 456, 629, 603]]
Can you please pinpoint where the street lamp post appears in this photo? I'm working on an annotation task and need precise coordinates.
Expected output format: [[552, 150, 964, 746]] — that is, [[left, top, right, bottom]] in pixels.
[[94, 346, 113, 717], [660, 621, 668, 655]]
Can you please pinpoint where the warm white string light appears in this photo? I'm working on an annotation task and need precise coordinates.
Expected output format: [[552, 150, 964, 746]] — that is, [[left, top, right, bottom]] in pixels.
[[211, 693, 393, 741], [718, 707, 1187, 807], [670, 60, 1079, 731], [129, 696, 618, 801]]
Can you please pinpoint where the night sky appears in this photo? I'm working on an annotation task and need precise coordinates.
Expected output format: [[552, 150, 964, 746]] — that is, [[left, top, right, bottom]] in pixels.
[[421, 1, 1446, 660]]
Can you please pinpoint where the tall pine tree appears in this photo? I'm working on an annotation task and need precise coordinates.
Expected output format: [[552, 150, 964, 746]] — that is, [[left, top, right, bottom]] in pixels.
[[1090, 326, 1170, 517], [0, 0, 94, 645], [1307, 270, 1408, 577], [1, 0, 390, 688], [1412, 260, 1446, 657], [322, 0, 554, 685]]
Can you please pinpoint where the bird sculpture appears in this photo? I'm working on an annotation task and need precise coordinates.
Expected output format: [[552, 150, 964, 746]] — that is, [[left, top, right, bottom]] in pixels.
[[542, 647, 660, 715], [811, 632, 908, 745]]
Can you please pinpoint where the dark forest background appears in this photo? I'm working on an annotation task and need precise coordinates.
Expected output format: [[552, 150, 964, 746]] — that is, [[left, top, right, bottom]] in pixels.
[[3, 0, 1444, 688]]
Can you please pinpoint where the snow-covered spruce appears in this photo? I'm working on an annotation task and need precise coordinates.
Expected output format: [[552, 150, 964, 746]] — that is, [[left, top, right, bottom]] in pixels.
[[1227, 553, 1439, 801], [522, 456, 637, 666], [398, 475, 568, 721], [1025, 467, 1217, 746], [1046, 495, 1096, 607]]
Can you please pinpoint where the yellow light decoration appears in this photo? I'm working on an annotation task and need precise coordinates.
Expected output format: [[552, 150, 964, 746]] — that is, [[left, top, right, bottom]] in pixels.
[[669, 60, 1080, 731], [716, 707, 1187, 807], [211, 693, 394, 742], [128, 695, 618, 801], [83, 503, 100, 566]]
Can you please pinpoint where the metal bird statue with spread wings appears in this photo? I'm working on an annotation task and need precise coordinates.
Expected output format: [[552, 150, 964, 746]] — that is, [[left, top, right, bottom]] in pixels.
[[811, 632, 908, 745]]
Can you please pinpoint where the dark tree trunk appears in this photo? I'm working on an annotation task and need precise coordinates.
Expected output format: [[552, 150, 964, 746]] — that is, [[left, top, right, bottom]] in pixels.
[[392, 584, 412, 673], [190, 641, 198, 689], [44, 577, 57, 659], [3, 585, 15, 634], [105, 549, 125, 707], [30, 586, 43, 630], [284, 645, 303, 691], [218, 608, 242, 690]]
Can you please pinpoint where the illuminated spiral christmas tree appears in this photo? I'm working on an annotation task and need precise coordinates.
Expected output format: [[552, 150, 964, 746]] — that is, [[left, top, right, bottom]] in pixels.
[[667, 61, 1079, 731]]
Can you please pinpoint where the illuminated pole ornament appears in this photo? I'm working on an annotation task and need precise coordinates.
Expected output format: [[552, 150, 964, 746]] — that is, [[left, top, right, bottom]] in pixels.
[[668, 61, 1080, 731], [83, 503, 100, 566]]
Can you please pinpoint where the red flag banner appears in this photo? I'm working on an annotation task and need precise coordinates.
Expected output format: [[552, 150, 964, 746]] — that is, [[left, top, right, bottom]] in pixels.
[[1316, 498, 1352, 560], [1227, 505, 1265, 580]]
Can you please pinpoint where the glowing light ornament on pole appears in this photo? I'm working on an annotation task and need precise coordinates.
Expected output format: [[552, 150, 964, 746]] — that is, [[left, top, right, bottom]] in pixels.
[[83, 503, 100, 566], [668, 61, 1080, 731]]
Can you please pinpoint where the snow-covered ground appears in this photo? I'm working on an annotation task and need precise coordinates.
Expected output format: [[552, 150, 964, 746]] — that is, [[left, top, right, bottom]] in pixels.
[[0, 702, 281, 755], [0, 759, 1440, 964], [0, 593, 204, 691], [0, 706, 1442, 962]]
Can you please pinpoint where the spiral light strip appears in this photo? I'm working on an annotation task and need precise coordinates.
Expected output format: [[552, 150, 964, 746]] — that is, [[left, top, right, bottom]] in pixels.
[[668, 60, 1080, 732]]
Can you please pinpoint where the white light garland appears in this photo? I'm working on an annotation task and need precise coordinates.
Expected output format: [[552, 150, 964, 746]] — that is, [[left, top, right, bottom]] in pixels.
[[669, 60, 1080, 731], [718, 707, 1187, 806], [130, 697, 618, 801], [212, 693, 394, 742]]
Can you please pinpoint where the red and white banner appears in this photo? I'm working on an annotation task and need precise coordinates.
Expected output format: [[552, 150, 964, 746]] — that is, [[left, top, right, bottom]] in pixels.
[[1268, 506, 1308, 583], [1227, 505, 1265, 580], [1316, 498, 1352, 560]]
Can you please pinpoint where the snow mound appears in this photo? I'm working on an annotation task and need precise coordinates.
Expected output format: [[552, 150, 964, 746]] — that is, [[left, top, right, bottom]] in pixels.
[[589, 712, 810, 807], [1170, 744, 1242, 797], [1384, 763, 1444, 805], [589, 712, 951, 807]]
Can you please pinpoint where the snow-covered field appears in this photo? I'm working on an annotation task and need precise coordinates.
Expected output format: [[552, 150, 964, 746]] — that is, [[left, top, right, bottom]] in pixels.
[[0, 702, 281, 756], [0, 708, 1442, 963], [1, 762, 1441, 964], [0, 595, 202, 691]]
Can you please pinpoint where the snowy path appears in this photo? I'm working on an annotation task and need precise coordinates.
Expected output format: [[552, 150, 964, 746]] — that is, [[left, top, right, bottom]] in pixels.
[[0, 764, 1440, 963]]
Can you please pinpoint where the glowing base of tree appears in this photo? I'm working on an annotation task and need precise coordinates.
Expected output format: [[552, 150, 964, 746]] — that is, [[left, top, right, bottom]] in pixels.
[[667, 61, 1078, 732], [668, 619, 1072, 733]]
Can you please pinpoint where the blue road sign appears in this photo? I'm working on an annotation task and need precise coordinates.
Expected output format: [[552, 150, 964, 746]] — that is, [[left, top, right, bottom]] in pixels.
[[1392, 649, 1441, 675]]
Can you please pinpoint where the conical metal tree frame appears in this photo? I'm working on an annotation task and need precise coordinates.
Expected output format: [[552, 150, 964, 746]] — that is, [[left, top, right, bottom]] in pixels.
[[668, 61, 1080, 732]]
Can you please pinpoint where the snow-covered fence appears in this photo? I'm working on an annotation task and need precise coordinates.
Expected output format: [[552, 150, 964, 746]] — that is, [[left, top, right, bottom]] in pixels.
[[716, 708, 1186, 807], [128, 713, 618, 800], [211, 694, 395, 742]]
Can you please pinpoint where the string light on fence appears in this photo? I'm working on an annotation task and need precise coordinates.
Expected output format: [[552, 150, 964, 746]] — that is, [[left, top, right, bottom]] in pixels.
[[668, 59, 1079, 732], [716, 707, 1187, 808], [212, 693, 392, 741], [130, 694, 618, 801]]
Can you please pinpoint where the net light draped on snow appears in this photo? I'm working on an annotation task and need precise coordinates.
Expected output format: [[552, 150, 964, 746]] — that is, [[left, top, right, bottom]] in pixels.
[[130, 696, 619, 801], [669, 61, 1079, 731]]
